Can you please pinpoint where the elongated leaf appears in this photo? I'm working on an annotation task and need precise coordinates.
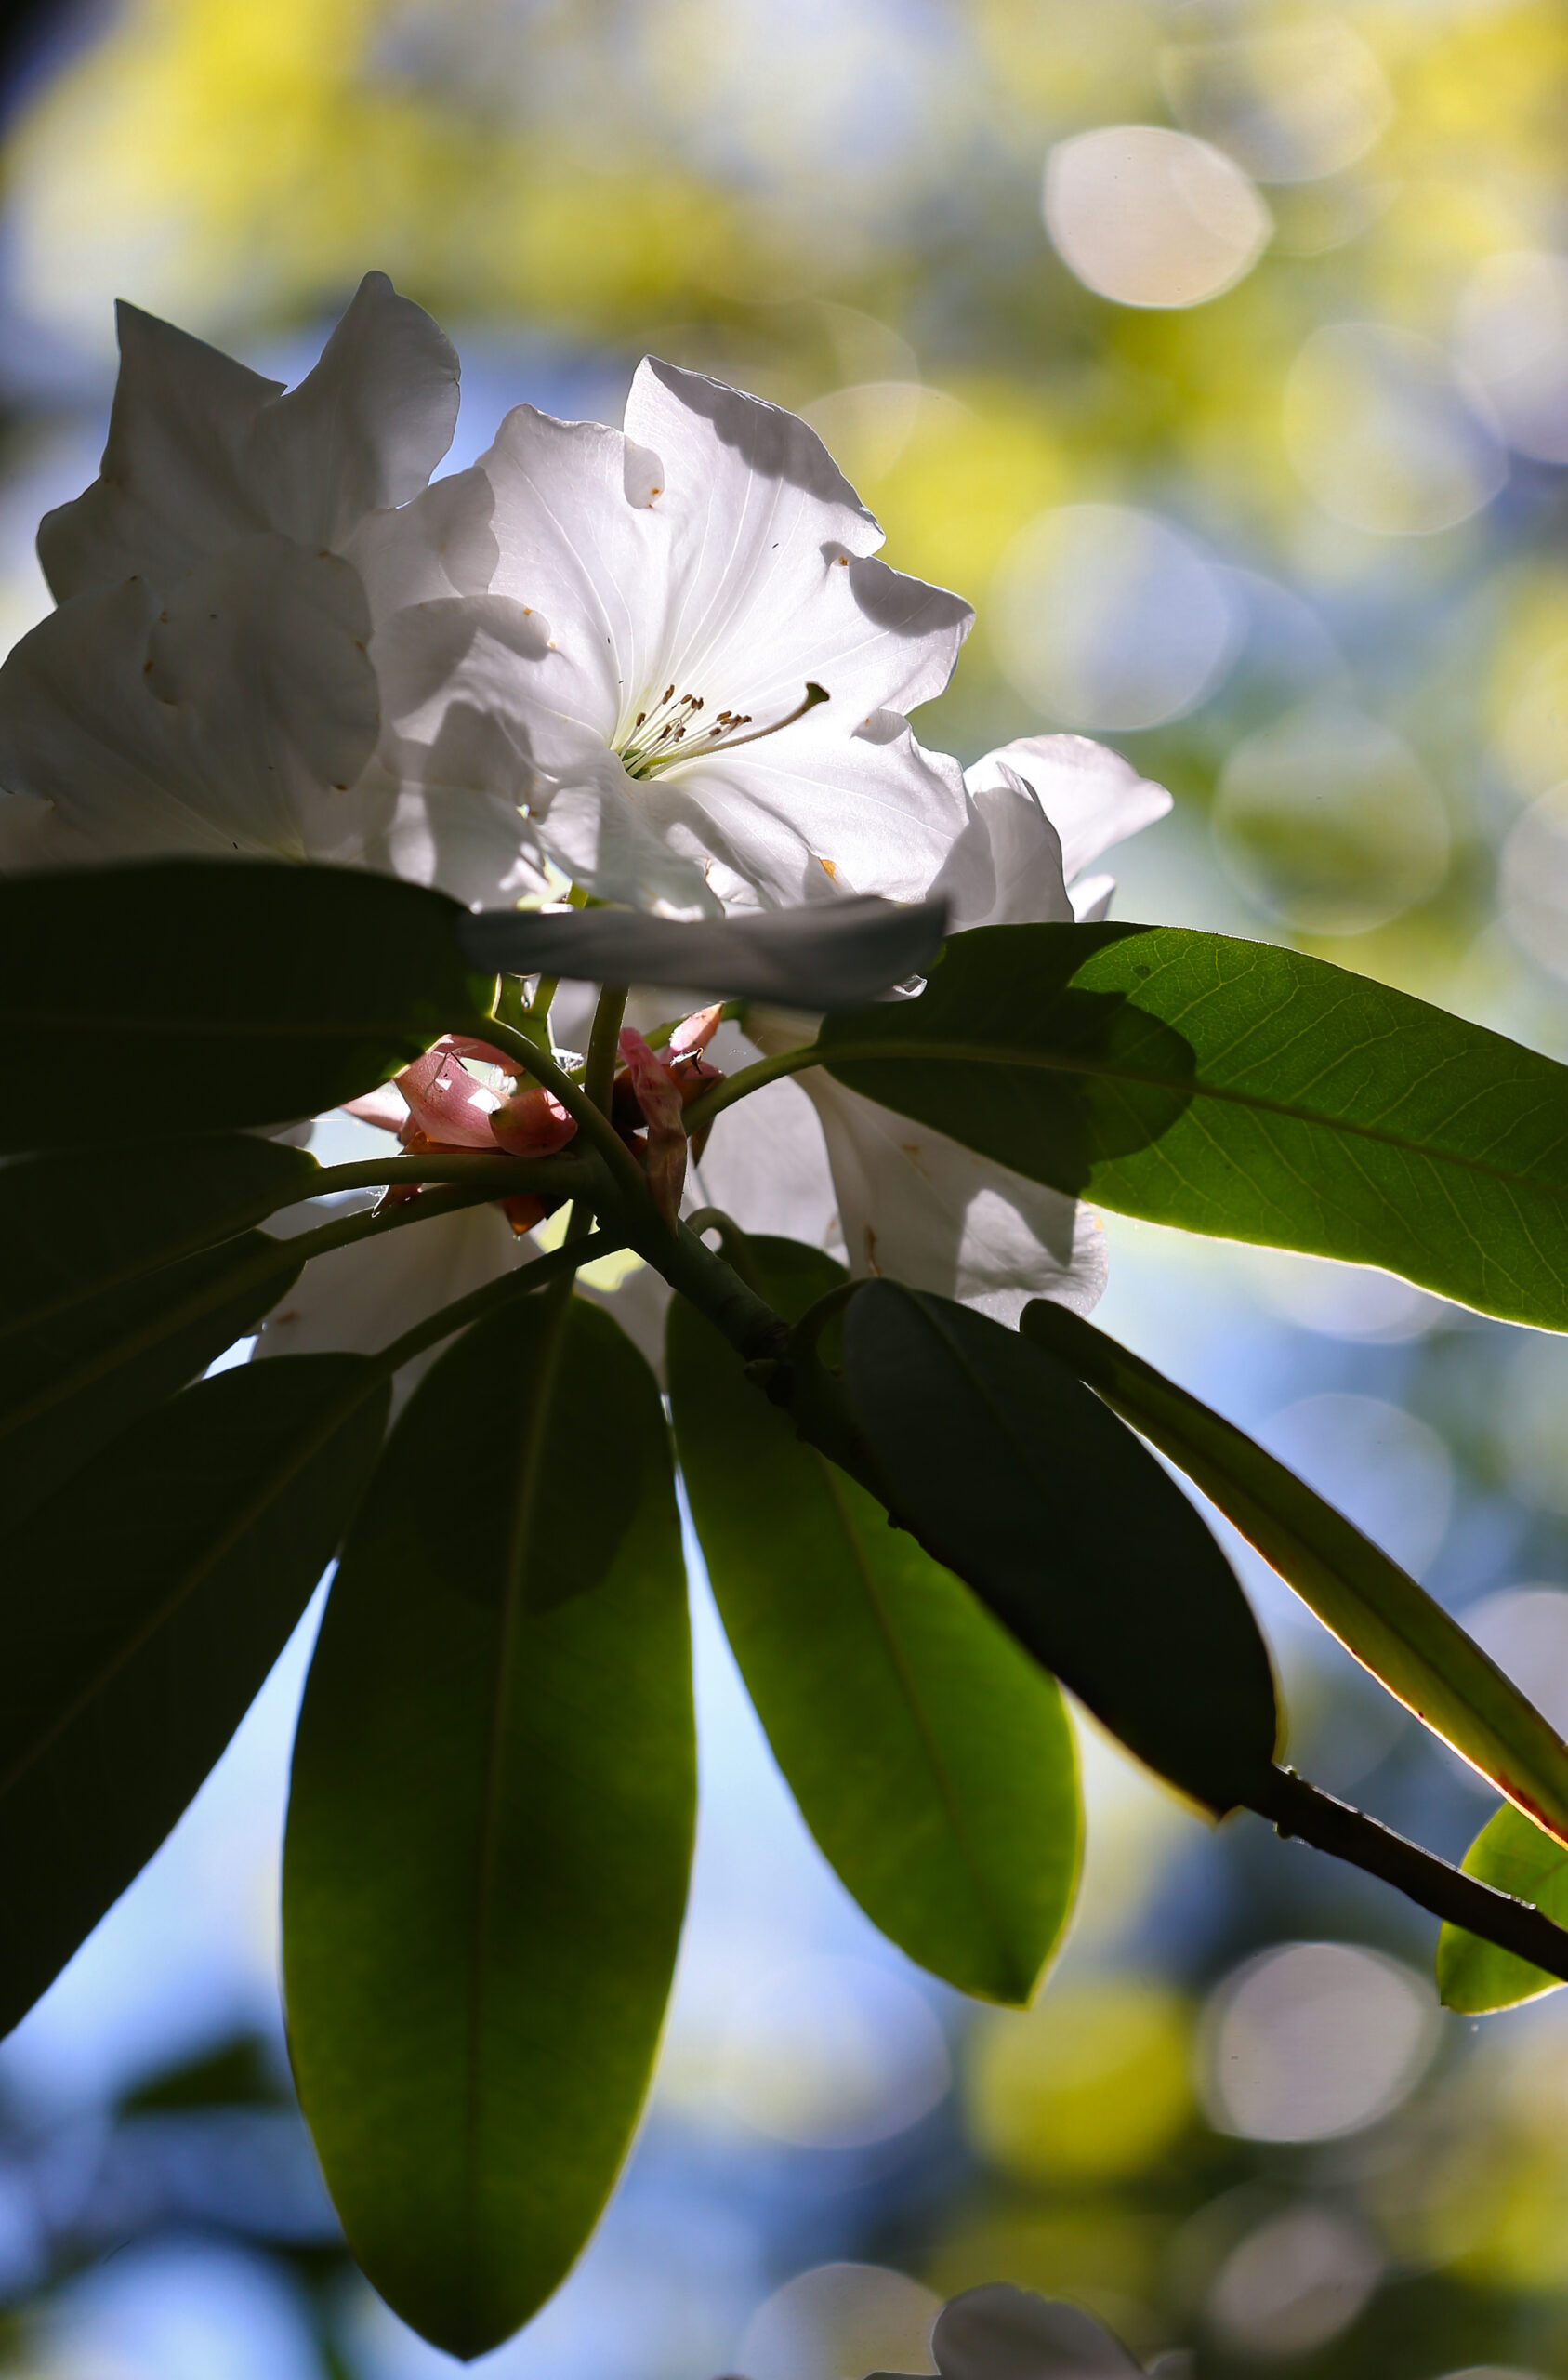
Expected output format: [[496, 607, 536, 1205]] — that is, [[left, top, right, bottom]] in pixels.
[[0, 1133, 319, 1341], [1022, 1299, 1568, 1845], [0, 1355, 387, 2036], [2, 1228, 304, 1524], [459, 893, 947, 1008], [284, 1293, 693, 2360], [1438, 1805, 1568, 2011], [0, 860, 492, 1147], [839, 1285, 1279, 1815], [817, 921, 1568, 1329], [669, 1236, 1081, 2005]]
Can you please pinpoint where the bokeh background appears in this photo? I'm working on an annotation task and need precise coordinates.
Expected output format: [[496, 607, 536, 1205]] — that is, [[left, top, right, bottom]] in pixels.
[[6, 3, 1568, 2374]]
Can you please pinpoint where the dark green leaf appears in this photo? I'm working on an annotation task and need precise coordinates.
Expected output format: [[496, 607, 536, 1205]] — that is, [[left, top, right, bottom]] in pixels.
[[839, 1285, 1279, 1815], [2, 1227, 305, 1525], [0, 1133, 319, 1341], [1022, 1299, 1568, 1844], [817, 921, 1568, 1329], [0, 860, 493, 1148], [0, 1355, 387, 2037], [668, 1236, 1081, 2006], [1438, 1805, 1568, 2011], [283, 1292, 694, 2360]]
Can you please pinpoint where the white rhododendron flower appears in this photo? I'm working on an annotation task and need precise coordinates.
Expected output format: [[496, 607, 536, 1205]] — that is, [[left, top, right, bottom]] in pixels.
[[0, 263, 1172, 1352], [389, 356, 976, 916], [695, 735, 1170, 1321], [0, 273, 534, 900], [872, 2281, 1148, 2379]]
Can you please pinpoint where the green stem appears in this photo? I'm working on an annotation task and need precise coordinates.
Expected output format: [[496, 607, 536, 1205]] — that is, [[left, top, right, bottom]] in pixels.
[[585, 985, 629, 1115], [283, 1182, 510, 1269], [475, 1008, 653, 1219], [371, 1230, 623, 1374], [479, 996, 790, 1362], [681, 1042, 821, 1133], [311, 1152, 597, 1200], [1255, 1768, 1568, 1985]]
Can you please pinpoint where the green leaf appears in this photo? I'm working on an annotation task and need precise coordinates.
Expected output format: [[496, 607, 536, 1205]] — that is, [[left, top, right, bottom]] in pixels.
[[817, 921, 1568, 1329], [0, 1355, 388, 2036], [283, 1292, 694, 2360], [668, 1236, 1081, 2006], [1022, 1298, 1568, 1846], [0, 860, 493, 1148], [1438, 1805, 1568, 2011], [839, 1285, 1280, 1816], [0, 1133, 319, 1341], [1, 1227, 306, 1525]]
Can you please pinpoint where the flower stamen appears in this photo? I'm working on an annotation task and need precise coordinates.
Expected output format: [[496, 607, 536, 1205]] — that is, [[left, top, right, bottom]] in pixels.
[[619, 681, 828, 780]]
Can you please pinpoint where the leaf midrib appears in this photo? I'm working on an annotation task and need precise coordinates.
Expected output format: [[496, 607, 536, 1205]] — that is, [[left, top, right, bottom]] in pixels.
[[814, 1455, 1025, 1998], [822, 1037, 1568, 1200], [0, 1368, 382, 1800]]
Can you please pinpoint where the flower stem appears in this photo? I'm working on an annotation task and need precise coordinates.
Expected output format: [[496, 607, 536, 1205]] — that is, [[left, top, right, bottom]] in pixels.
[[680, 1042, 822, 1133], [474, 1007, 653, 1219], [310, 1152, 597, 1200], [1252, 1767, 1568, 1984], [584, 985, 629, 1114]]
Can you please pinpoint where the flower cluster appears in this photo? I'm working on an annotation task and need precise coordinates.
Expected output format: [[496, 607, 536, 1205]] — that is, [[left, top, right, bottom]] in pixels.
[[0, 272, 1169, 1350]]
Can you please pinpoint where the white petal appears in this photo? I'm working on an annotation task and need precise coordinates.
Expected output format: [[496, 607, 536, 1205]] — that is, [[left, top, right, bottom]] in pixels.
[[247, 270, 459, 542], [40, 272, 458, 600], [340, 466, 499, 624], [533, 749, 720, 917], [800, 1068, 1107, 1323], [689, 1069, 844, 1255], [0, 536, 382, 863], [631, 715, 969, 909], [39, 307, 283, 601], [255, 1197, 526, 1408], [1071, 872, 1116, 923], [934, 2284, 1143, 2379], [360, 776, 553, 908], [965, 734, 1171, 886], [477, 403, 659, 737], [622, 359, 971, 724], [929, 768, 1074, 932], [373, 592, 552, 795]]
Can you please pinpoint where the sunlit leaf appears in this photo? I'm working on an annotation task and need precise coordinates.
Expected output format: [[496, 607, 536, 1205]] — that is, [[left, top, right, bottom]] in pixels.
[[0, 1133, 319, 1338], [284, 1292, 694, 2360], [0, 860, 492, 1147], [668, 1235, 1081, 2005], [0, 1355, 387, 2037], [1438, 1805, 1568, 2011], [838, 1284, 1280, 1815], [1022, 1299, 1568, 1845], [1, 1227, 305, 1525], [816, 921, 1568, 1329]]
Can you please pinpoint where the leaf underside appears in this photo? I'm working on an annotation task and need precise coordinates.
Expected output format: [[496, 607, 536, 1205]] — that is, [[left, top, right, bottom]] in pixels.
[[1022, 1298, 1568, 1848], [841, 1283, 1281, 1816], [669, 1235, 1082, 2006], [283, 1292, 695, 2360], [0, 1355, 388, 2036], [821, 921, 1568, 1330]]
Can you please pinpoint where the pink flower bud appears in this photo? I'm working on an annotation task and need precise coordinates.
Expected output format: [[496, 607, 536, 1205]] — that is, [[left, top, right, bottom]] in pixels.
[[617, 1027, 686, 1228], [489, 1082, 577, 1158]]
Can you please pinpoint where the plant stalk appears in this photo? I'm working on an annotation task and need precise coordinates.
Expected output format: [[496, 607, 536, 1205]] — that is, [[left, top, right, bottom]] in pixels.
[[1254, 1767, 1568, 1984]]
